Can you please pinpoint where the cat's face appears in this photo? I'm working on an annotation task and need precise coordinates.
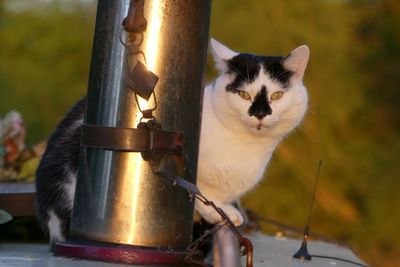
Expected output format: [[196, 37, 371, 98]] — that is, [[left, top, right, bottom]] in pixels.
[[210, 39, 309, 137]]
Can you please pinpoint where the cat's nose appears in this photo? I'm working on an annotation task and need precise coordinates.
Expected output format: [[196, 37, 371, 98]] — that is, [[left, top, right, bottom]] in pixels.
[[256, 114, 265, 120], [255, 110, 271, 120]]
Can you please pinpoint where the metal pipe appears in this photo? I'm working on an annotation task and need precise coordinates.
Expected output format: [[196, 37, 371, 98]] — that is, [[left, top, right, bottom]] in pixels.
[[69, 0, 210, 249], [214, 225, 241, 267]]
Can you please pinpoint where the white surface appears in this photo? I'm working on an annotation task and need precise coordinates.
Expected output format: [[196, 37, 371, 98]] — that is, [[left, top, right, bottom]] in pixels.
[[0, 233, 367, 267], [248, 232, 367, 267], [0, 243, 129, 267]]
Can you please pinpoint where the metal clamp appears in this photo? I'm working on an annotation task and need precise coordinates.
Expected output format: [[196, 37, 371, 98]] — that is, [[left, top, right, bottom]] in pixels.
[[81, 123, 183, 158], [123, 0, 147, 33]]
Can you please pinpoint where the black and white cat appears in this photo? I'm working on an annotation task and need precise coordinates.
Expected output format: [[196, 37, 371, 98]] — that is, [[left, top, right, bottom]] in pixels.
[[195, 39, 309, 226], [36, 39, 309, 248]]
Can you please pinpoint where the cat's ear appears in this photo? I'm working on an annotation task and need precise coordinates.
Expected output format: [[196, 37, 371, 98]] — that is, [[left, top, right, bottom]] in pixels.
[[283, 45, 309, 80], [210, 38, 239, 73]]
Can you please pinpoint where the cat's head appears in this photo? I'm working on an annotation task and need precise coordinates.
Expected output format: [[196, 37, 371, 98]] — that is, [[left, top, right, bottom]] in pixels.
[[209, 39, 309, 138]]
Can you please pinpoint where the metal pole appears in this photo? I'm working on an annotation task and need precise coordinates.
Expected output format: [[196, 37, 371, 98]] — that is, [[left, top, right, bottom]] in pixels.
[[69, 0, 210, 250], [214, 225, 242, 267]]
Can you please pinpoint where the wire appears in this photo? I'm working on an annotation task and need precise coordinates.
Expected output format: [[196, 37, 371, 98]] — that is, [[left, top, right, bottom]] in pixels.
[[311, 254, 368, 267]]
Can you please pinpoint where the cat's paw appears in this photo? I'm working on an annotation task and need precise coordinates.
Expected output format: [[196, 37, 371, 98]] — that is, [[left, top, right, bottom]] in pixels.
[[196, 200, 244, 226], [219, 204, 244, 226]]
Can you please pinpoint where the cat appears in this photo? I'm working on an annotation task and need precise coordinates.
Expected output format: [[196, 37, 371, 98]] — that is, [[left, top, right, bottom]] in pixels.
[[195, 39, 309, 226], [36, 98, 84, 249], [35, 38, 309, 249]]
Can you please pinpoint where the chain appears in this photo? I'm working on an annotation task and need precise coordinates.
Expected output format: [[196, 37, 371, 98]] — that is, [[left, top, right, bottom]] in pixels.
[[152, 167, 253, 267], [120, 27, 158, 122]]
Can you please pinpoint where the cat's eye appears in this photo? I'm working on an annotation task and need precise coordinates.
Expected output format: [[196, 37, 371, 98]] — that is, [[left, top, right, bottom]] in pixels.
[[270, 91, 284, 101], [237, 90, 251, 101]]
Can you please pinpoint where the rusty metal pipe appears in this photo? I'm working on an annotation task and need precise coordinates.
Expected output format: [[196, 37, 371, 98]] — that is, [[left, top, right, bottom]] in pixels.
[[69, 0, 210, 249]]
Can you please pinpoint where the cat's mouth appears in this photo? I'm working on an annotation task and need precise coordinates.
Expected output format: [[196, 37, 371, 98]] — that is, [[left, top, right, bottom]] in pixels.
[[244, 119, 271, 132], [255, 123, 268, 130], [248, 123, 269, 135]]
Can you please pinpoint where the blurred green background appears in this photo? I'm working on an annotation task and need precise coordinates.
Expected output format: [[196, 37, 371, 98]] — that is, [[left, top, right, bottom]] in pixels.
[[1, 0, 399, 266]]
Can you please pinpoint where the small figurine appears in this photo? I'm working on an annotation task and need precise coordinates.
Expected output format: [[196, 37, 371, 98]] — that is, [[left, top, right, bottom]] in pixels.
[[1, 111, 26, 165]]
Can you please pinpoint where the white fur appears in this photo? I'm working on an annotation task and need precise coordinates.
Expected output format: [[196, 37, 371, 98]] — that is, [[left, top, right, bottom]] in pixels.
[[195, 40, 309, 226], [64, 171, 77, 210], [210, 38, 239, 73], [283, 45, 310, 80], [48, 210, 65, 244]]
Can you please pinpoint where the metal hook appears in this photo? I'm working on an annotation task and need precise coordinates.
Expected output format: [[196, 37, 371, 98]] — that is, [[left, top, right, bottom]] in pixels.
[[135, 92, 158, 122]]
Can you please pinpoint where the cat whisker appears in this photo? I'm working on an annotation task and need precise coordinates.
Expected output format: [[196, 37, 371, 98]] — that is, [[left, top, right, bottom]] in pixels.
[[298, 127, 311, 137], [306, 104, 321, 115], [246, 60, 251, 84], [227, 62, 250, 84], [275, 70, 291, 82], [306, 107, 317, 115]]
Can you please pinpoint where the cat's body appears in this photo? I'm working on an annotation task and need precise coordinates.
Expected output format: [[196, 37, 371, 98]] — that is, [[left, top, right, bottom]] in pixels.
[[195, 83, 280, 225], [36, 98, 84, 247], [36, 39, 309, 247], [195, 40, 309, 225]]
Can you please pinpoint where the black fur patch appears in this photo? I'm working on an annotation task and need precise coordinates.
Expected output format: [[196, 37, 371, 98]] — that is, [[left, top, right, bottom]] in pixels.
[[225, 54, 261, 92], [248, 85, 272, 119], [261, 56, 293, 88], [35, 97, 86, 248], [225, 53, 293, 92]]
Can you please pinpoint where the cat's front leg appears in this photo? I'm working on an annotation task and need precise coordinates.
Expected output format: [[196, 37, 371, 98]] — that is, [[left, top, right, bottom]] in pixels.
[[195, 199, 244, 226]]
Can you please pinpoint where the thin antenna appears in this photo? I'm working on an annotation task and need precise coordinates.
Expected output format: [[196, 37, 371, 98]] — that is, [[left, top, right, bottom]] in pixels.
[[306, 160, 322, 232], [293, 160, 323, 261]]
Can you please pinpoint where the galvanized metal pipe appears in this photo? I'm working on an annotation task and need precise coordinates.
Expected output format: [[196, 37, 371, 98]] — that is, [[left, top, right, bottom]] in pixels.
[[214, 225, 242, 267], [70, 0, 210, 249]]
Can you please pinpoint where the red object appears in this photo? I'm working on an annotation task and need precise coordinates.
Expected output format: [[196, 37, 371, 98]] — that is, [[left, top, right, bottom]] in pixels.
[[54, 240, 199, 266], [3, 138, 19, 164]]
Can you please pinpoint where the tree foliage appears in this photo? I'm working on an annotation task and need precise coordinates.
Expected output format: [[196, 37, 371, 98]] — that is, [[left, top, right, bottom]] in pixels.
[[0, 0, 95, 144]]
